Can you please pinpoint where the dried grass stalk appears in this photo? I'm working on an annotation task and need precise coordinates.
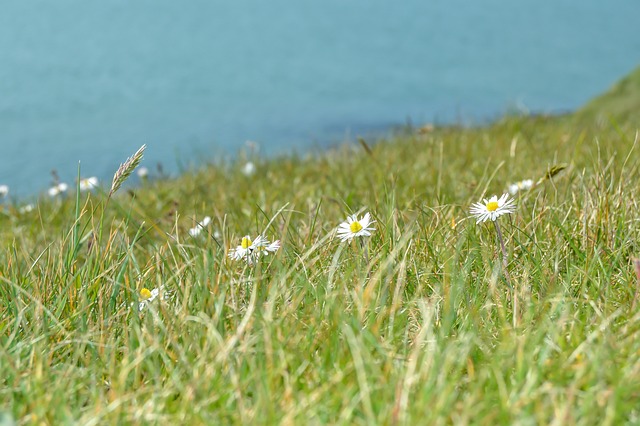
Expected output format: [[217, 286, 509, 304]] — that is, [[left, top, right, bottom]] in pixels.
[[109, 144, 146, 198]]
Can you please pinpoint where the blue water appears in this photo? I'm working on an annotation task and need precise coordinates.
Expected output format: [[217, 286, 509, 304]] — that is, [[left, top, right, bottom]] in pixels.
[[1, 0, 639, 196]]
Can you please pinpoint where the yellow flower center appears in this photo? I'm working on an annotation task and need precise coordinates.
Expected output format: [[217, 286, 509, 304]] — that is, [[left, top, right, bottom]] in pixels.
[[241, 237, 252, 249], [486, 201, 499, 212], [350, 221, 363, 233], [140, 288, 152, 300]]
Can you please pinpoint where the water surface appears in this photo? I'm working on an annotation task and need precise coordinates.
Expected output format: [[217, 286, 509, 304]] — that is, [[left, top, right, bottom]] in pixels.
[[0, 0, 638, 195]]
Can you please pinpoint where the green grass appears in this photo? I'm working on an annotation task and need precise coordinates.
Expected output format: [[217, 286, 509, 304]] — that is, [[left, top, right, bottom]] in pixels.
[[576, 66, 640, 125], [2, 73, 640, 424]]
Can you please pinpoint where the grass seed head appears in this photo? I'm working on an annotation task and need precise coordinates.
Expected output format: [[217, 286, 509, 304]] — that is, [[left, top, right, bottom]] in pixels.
[[110, 144, 146, 197]]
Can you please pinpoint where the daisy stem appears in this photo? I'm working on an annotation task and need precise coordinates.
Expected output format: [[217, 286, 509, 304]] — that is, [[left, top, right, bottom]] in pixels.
[[493, 221, 512, 288], [358, 238, 371, 281], [255, 257, 266, 304]]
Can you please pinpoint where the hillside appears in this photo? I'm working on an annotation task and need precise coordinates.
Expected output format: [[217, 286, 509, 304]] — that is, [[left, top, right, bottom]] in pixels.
[[1, 68, 640, 424], [575, 66, 640, 125]]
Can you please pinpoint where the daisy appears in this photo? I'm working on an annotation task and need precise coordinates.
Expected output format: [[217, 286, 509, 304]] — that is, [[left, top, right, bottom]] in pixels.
[[79, 176, 99, 192], [254, 239, 281, 256], [48, 182, 69, 197], [508, 179, 534, 195], [19, 204, 34, 214], [0, 185, 8, 198], [242, 161, 256, 177], [138, 287, 160, 311], [137, 166, 149, 178], [228, 235, 268, 263], [188, 216, 212, 237], [337, 212, 376, 242], [469, 193, 515, 224]]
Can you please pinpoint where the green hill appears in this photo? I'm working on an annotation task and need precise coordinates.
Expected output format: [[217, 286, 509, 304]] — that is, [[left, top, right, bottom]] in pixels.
[[1, 67, 640, 424], [575, 66, 640, 125]]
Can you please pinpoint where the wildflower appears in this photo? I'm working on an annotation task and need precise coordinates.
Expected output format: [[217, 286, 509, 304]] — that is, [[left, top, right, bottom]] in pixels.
[[138, 287, 159, 311], [188, 216, 212, 237], [470, 193, 515, 285], [0, 185, 8, 198], [469, 194, 515, 224], [255, 239, 281, 256], [79, 176, 99, 192], [48, 182, 69, 197], [19, 204, 34, 214], [137, 166, 149, 178], [508, 179, 534, 195], [242, 161, 256, 176], [228, 235, 268, 263], [337, 212, 376, 242]]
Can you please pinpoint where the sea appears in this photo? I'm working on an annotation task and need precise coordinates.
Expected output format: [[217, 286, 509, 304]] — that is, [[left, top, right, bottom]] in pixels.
[[0, 0, 638, 196]]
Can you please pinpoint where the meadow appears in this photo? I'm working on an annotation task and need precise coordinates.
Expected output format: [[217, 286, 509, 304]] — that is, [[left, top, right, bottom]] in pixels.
[[2, 70, 640, 425]]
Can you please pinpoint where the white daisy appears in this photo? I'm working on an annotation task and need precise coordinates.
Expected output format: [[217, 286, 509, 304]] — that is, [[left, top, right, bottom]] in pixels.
[[242, 161, 256, 177], [137, 166, 149, 178], [138, 287, 160, 311], [188, 216, 212, 237], [79, 176, 99, 192], [19, 204, 34, 214], [254, 239, 281, 256], [0, 185, 9, 198], [508, 179, 534, 195], [336, 212, 376, 242], [228, 234, 268, 263], [469, 193, 516, 223], [48, 182, 69, 197]]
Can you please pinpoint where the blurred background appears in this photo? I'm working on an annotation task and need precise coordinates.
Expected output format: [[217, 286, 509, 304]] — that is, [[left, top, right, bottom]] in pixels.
[[1, 0, 638, 196]]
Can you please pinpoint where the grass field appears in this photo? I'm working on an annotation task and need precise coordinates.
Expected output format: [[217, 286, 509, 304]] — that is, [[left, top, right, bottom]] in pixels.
[[2, 69, 640, 425]]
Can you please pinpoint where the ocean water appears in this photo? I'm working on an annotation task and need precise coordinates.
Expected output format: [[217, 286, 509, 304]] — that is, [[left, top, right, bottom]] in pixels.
[[0, 0, 638, 196]]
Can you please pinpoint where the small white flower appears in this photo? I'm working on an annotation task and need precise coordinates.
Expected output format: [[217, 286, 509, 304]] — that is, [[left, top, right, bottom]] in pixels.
[[337, 212, 376, 242], [19, 204, 34, 214], [508, 179, 534, 195], [137, 166, 149, 178], [469, 193, 516, 224], [138, 287, 160, 311], [188, 216, 212, 237], [0, 185, 9, 198], [228, 235, 268, 263], [242, 161, 256, 176], [48, 182, 69, 197], [79, 176, 99, 192]]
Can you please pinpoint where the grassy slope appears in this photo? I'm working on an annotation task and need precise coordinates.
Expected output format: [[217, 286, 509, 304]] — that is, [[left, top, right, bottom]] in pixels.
[[2, 71, 640, 424], [575, 66, 640, 125]]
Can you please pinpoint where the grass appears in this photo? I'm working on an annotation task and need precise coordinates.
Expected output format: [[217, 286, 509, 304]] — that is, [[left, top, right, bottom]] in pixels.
[[575, 66, 640, 125], [2, 71, 640, 424]]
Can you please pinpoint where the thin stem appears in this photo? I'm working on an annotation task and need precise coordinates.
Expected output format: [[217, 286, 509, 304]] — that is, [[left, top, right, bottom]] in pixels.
[[493, 220, 512, 289], [359, 238, 371, 280], [632, 258, 640, 311]]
